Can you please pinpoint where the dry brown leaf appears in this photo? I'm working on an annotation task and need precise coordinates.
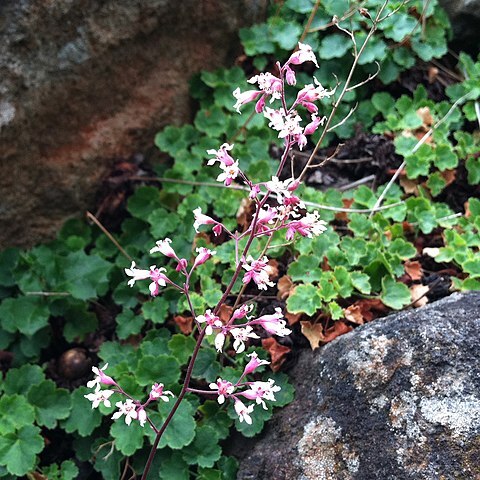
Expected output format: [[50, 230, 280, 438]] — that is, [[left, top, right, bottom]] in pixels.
[[410, 284, 430, 308], [300, 321, 325, 350], [217, 304, 233, 324], [344, 304, 364, 325], [400, 176, 419, 195], [285, 311, 302, 325], [277, 275, 294, 300], [428, 66, 439, 84], [267, 259, 279, 280], [236, 197, 255, 231], [416, 106, 434, 127], [441, 169, 456, 187], [261, 337, 291, 372], [174, 315, 193, 335], [336, 198, 354, 221], [404, 260, 423, 281], [350, 298, 388, 322], [323, 321, 353, 343]]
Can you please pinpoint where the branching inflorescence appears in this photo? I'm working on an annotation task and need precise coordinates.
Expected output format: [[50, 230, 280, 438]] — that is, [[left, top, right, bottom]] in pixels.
[[84, 37, 356, 479]]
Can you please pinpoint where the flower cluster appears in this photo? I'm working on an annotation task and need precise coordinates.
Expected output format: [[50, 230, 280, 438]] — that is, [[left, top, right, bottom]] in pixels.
[[197, 304, 291, 354], [206, 353, 280, 424], [84, 363, 174, 428]]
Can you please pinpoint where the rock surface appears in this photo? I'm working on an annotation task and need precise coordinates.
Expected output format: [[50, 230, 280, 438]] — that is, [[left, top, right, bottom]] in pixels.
[[0, 0, 266, 248], [237, 292, 480, 480], [439, 0, 480, 50]]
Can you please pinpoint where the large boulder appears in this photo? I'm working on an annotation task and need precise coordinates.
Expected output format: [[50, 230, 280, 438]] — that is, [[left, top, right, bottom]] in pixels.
[[0, 0, 266, 249], [237, 292, 480, 479]]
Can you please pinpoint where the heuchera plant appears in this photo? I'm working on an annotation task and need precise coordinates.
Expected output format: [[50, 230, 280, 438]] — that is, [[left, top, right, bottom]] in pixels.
[[85, 42, 331, 479]]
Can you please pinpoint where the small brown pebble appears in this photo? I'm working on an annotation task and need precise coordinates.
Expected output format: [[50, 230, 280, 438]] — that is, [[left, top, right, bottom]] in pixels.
[[57, 348, 91, 380]]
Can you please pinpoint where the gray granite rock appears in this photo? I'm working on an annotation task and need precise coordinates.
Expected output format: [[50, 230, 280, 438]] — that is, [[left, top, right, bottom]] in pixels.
[[237, 292, 480, 480], [439, 0, 480, 49], [0, 0, 266, 248]]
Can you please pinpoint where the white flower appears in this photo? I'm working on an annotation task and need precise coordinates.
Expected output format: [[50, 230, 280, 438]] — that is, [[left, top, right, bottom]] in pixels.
[[124, 261, 168, 296], [149, 383, 174, 402], [241, 379, 281, 410], [263, 107, 303, 139], [216, 160, 240, 186], [230, 326, 260, 353], [214, 331, 226, 353], [196, 310, 222, 336], [86, 363, 115, 391], [111, 399, 138, 426], [234, 399, 255, 424], [208, 378, 235, 404], [84, 389, 114, 409], [287, 42, 319, 68], [138, 408, 147, 427]]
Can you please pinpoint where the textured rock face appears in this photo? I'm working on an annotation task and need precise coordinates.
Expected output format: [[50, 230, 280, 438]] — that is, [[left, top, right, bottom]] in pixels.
[[439, 0, 480, 49], [237, 292, 480, 480], [0, 0, 266, 248]]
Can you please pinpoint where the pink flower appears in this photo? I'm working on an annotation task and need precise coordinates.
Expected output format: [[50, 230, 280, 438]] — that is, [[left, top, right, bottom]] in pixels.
[[230, 326, 260, 353], [234, 398, 255, 424], [295, 133, 308, 151], [287, 42, 319, 68], [193, 207, 216, 233], [231, 304, 254, 322], [243, 352, 270, 376], [264, 107, 303, 139], [285, 64, 296, 86], [196, 309, 223, 335], [216, 160, 240, 186], [209, 378, 235, 404], [111, 399, 138, 426], [242, 256, 275, 291], [249, 184, 261, 199], [213, 224, 223, 236], [149, 383, 174, 402], [251, 307, 291, 336], [295, 78, 334, 104], [84, 389, 115, 409], [193, 247, 216, 268], [255, 95, 266, 113], [207, 143, 235, 167], [304, 114, 324, 136], [124, 261, 168, 297], [285, 211, 327, 241], [233, 88, 262, 113], [240, 379, 281, 409], [150, 238, 177, 259], [248, 72, 282, 101], [87, 363, 116, 391]]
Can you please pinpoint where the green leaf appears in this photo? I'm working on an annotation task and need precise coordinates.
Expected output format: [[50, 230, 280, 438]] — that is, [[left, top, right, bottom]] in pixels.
[[287, 255, 322, 282], [2, 364, 45, 396], [350, 271, 372, 294], [41, 460, 79, 480], [58, 251, 112, 300], [269, 372, 295, 407], [463, 258, 480, 278], [426, 172, 447, 197], [434, 144, 458, 170], [287, 284, 322, 316], [0, 425, 44, 476], [332, 266, 353, 298], [466, 156, 480, 184], [230, 402, 272, 437], [285, 0, 315, 13], [142, 300, 169, 324], [149, 399, 196, 449], [192, 348, 222, 383], [198, 401, 232, 440], [198, 468, 223, 480], [239, 24, 275, 56], [127, 186, 161, 220], [110, 421, 145, 456], [269, 18, 303, 50], [0, 395, 36, 434], [62, 386, 103, 436], [135, 354, 180, 387], [158, 451, 190, 480], [62, 301, 98, 342], [168, 334, 196, 365], [182, 425, 222, 468], [0, 248, 20, 287], [27, 380, 72, 428], [218, 456, 239, 480], [389, 238, 416, 260], [92, 439, 123, 480], [380, 278, 411, 310], [0, 296, 50, 336], [319, 34, 351, 59]]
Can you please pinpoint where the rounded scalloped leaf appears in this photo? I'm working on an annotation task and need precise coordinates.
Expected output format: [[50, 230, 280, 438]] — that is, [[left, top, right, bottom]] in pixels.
[[135, 354, 181, 387], [109, 420, 145, 456], [0, 425, 44, 476], [380, 277, 411, 310], [182, 425, 222, 468], [0, 395, 36, 435], [0, 296, 50, 336], [286, 284, 322, 316], [2, 364, 45, 396], [62, 386, 103, 437]]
